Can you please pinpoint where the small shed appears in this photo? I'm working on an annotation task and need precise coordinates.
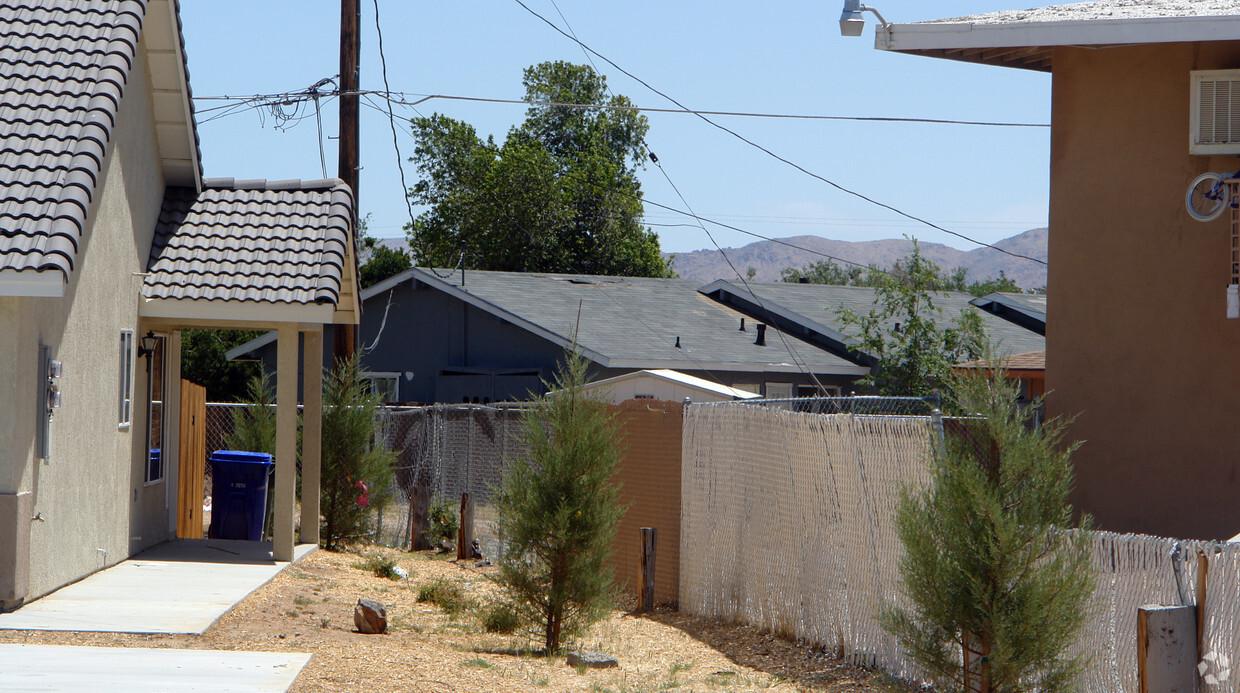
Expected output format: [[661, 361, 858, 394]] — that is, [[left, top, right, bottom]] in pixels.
[[582, 369, 762, 404]]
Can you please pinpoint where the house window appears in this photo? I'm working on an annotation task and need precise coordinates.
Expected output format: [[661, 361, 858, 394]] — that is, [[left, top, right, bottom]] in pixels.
[[765, 382, 794, 399], [364, 373, 400, 403], [118, 331, 133, 428], [145, 334, 166, 484]]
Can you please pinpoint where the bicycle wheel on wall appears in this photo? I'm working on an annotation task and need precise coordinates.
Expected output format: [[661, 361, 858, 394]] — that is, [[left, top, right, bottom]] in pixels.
[[1187, 172, 1229, 222]]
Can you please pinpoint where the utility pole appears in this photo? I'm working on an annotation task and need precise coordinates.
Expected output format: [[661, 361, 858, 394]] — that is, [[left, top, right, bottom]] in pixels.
[[334, 0, 360, 360]]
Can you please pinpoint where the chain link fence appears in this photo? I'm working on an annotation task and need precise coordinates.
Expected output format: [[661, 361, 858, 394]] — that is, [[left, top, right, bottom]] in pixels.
[[373, 404, 531, 555]]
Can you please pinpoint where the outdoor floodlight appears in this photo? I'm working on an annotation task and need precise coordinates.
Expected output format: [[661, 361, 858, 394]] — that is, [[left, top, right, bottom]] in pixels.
[[839, 0, 889, 38]]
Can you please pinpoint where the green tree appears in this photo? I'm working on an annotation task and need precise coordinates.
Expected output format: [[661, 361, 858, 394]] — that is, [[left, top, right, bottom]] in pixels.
[[493, 348, 625, 652], [181, 329, 263, 402], [224, 373, 276, 455], [320, 356, 396, 551], [406, 61, 671, 278], [780, 259, 881, 287], [357, 213, 412, 288], [837, 243, 988, 397], [782, 256, 1026, 298], [881, 363, 1094, 692]]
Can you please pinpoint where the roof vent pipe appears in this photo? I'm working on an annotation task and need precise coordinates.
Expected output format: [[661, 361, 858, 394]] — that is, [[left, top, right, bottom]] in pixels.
[[755, 323, 767, 346], [675, 336, 681, 349], [739, 318, 746, 331]]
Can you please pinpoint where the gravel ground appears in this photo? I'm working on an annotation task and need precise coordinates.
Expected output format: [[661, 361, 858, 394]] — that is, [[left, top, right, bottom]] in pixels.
[[0, 547, 913, 692]]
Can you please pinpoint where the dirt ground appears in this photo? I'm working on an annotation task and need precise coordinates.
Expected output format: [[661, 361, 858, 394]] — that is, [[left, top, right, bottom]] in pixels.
[[0, 548, 912, 692]]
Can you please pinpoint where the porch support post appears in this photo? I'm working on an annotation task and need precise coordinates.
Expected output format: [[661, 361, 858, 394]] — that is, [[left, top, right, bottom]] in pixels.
[[273, 324, 298, 561], [300, 328, 323, 546]]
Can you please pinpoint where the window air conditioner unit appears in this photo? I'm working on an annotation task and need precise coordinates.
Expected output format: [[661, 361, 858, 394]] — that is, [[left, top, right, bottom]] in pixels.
[[1192, 69, 1240, 155]]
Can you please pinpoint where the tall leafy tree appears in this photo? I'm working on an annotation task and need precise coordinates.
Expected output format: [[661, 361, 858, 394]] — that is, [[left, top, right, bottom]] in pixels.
[[180, 329, 263, 402], [882, 364, 1094, 692], [836, 242, 987, 397], [406, 61, 671, 277], [492, 347, 625, 652]]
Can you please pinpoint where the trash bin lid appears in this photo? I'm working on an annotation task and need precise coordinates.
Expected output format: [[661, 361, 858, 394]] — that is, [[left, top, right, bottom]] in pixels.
[[209, 450, 273, 465]]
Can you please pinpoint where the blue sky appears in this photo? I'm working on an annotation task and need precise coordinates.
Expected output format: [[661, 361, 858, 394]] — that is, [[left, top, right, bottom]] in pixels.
[[179, 1, 1051, 256]]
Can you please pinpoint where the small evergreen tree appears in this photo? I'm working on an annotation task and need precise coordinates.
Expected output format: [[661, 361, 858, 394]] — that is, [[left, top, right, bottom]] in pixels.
[[320, 356, 395, 551], [493, 349, 625, 652], [881, 362, 1095, 692], [224, 373, 276, 454]]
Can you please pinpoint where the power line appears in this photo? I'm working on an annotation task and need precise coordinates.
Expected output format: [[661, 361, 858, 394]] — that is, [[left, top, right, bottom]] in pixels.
[[370, 0, 418, 239], [509, 0, 1047, 267], [193, 91, 1049, 129]]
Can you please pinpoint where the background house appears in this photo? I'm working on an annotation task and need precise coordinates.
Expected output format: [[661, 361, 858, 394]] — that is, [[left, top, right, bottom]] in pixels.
[[873, 1, 1240, 539], [233, 269, 1046, 404], [233, 268, 873, 403]]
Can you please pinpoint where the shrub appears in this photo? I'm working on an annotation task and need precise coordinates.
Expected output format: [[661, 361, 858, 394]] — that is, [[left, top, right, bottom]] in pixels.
[[417, 578, 472, 616], [356, 553, 399, 580], [480, 602, 522, 634], [424, 497, 459, 552]]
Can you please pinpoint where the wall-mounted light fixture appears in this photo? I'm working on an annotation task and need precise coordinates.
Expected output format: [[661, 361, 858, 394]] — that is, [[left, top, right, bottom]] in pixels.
[[137, 331, 158, 361], [839, 0, 890, 38]]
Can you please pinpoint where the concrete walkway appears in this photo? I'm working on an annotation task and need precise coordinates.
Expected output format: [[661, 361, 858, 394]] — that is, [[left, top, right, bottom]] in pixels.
[[0, 644, 310, 692], [0, 539, 315, 634]]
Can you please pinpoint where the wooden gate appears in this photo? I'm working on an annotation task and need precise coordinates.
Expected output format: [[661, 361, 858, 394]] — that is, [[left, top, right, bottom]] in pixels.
[[177, 379, 207, 538]]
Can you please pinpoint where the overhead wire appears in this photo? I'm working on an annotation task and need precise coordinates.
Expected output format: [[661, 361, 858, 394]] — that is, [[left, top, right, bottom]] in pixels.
[[540, 0, 831, 394], [370, 0, 419, 240], [194, 91, 1048, 129], [509, 0, 1046, 267]]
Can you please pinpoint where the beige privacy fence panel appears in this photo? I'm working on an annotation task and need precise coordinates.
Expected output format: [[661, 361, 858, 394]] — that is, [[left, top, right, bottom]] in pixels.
[[681, 401, 1240, 692], [680, 403, 935, 680]]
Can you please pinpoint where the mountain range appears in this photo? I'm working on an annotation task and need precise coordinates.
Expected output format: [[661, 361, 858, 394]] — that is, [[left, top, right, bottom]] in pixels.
[[378, 227, 1049, 290], [665, 228, 1048, 290]]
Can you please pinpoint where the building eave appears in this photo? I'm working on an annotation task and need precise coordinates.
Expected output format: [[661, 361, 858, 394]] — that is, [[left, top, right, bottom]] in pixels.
[[876, 14, 1240, 71], [0, 270, 65, 298]]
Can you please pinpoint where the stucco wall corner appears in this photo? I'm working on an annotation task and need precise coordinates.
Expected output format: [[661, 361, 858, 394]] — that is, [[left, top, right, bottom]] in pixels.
[[0, 491, 32, 611]]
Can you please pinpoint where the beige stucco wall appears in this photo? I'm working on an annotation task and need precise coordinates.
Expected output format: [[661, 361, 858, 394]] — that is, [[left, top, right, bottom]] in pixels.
[[0, 45, 168, 601], [1047, 40, 1240, 540]]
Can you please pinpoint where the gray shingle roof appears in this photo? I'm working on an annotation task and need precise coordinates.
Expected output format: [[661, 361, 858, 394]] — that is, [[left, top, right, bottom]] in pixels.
[[0, 0, 147, 279], [142, 178, 353, 306], [701, 281, 1046, 358], [405, 268, 867, 375], [970, 291, 1047, 334]]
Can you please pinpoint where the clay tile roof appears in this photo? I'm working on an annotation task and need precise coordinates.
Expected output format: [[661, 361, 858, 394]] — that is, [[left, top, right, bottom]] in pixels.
[[142, 178, 354, 306], [0, 0, 146, 279]]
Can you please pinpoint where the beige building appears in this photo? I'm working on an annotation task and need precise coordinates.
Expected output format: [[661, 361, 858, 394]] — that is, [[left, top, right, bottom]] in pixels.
[[869, 1, 1240, 539], [0, 0, 358, 610]]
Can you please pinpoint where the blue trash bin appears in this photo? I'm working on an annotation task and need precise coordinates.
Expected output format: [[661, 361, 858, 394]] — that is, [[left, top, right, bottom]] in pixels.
[[208, 450, 274, 541]]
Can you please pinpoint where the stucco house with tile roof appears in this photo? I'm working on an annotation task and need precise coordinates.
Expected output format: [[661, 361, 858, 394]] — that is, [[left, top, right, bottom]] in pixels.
[[861, 0, 1240, 539], [0, 0, 359, 611]]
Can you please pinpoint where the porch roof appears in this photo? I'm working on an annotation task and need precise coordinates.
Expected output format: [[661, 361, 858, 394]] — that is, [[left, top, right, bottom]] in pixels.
[[140, 178, 359, 326]]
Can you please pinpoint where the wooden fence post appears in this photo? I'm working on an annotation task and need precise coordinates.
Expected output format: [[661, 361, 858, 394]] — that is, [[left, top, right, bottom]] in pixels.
[[456, 493, 474, 560], [1137, 604, 1197, 693], [639, 527, 657, 613]]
